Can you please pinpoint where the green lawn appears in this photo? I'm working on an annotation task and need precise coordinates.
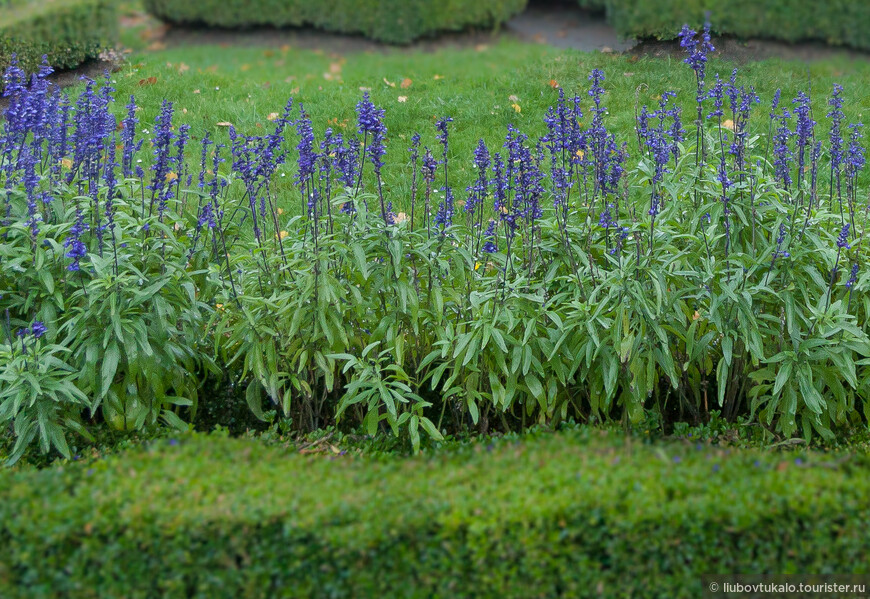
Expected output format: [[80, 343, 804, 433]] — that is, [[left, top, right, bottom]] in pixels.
[[99, 38, 870, 211]]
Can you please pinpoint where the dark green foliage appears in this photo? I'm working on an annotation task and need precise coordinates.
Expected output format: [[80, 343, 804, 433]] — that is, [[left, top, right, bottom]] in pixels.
[[0, 0, 118, 76], [596, 0, 870, 51], [1, 432, 869, 597], [141, 0, 528, 44]]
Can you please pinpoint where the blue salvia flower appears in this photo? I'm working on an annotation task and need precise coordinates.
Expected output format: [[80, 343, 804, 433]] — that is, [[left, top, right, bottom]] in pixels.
[[845, 123, 865, 178], [150, 100, 176, 219], [295, 105, 317, 200], [772, 223, 790, 258], [482, 220, 498, 253], [828, 84, 844, 173], [466, 139, 490, 215], [836, 223, 851, 249], [64, 207, 89, 271], [772, 106, 793, 190], [792, 92, 814, 185], [707, 74, 725, 120], [599, 203, 617, 229], [30, 321, 47, 339], [120, 96, 141, 178], [21, 144, 40, 240], [846, 263, 859, 289], [355, 92, 387, 219], [678, 23, 715, 107]]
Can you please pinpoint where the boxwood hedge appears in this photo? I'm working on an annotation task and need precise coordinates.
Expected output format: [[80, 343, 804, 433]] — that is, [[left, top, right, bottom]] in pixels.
[[0, 0, 117, 77], [1, 432, 868, 598], [591, 0, 869, 51], [141, 0, 528, 45]]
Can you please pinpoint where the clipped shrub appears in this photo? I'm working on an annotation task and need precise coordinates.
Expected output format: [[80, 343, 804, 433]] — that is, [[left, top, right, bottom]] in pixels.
[[141, 0, 528, 44], [599, 0, 870, 51], [1, 433, 869, 597], [0, 0, 118, 76]]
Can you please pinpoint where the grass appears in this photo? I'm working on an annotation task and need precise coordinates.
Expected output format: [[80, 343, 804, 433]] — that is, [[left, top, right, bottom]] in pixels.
[[95, 37, 870, 212]]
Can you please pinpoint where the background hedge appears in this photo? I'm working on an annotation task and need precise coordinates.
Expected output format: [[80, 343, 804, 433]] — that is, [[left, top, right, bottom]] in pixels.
[[583, 0, 870, 51], [2, 432, 868, 598], [0, 0, 117, 77], [142, 0, 528, 45]]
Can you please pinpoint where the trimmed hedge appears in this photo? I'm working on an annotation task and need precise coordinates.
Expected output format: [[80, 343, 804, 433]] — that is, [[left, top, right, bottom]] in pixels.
[[596, 0, 870, 51], [0, 0, 117, 77], [142, 0, 528, 45], [1, 432, 869, 597]]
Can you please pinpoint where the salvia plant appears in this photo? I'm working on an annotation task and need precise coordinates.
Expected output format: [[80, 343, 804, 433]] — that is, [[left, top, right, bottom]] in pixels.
[[1, 37, 869, 461]]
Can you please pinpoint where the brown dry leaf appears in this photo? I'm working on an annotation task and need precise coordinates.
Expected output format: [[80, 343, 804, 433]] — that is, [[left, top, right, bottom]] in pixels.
[[475, 44, 489, 52], [549, 79, 559, 89], [178, 63, 189, 74], [722, 119, 735, 131], [206, 65, 219, 73], [290, 87, 300, 94], [215, 122, 233, 127], [400, 78, 412, 89], [693, 310, 701, 321], [329, 62, 343, 74], [146, 41, 166, 51], [61, 158, 73, 169], [395, 212, 409, 223], [383, 77, 396, 88], [240, 64, 251, 72], [138, 76, 157, 86], [165, 172, 178, 182], [267, 112, 280, 121], [193, 89, 201, 94], [280, 44, 291, 52]]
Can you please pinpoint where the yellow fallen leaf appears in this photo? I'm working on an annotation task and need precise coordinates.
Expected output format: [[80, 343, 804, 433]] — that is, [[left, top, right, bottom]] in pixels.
[[383, 77, 396, 88], [474, 262, 481, 271], [395, 212, 409, 223], [397, 96, 408, 103], [278, 208, 284, 215], [723, 119, 735, 131], [576, 149, 585, 160], [276, 231, 289, 240], [512, 103, 522, 113], [61, 158, 73, 169], [165, 172, 178, 182]]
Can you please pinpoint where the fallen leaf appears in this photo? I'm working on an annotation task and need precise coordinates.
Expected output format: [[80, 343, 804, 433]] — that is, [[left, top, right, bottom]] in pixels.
[[397, 96, 408, 103], [509, 94, 519, 102], [61, 158, 73, 169], [400, 78, 412, 89], [138, 76, 157, 86], [723, 119, 735, 131], [280, 44, 291, 52], [475, 44, 489, 52], [433, 74, 444, 80], [216, 122, 233, 127], [267, 112, 280, 121], [240, 64, 251, 72], [165, 172, 178, 182], [193, 89, 201, 94], [623, 72, 635, 77], [549, 79, 559, 89], [395, 212, 409, 223], [146, 41, 166, 51], [601, 46, 613, 53], [178, 63, 189, 74], [383, 77, 396, 88], [511, 103, 521, 113], [359, 86, 371, 92], [329, 62, 342, 74]]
